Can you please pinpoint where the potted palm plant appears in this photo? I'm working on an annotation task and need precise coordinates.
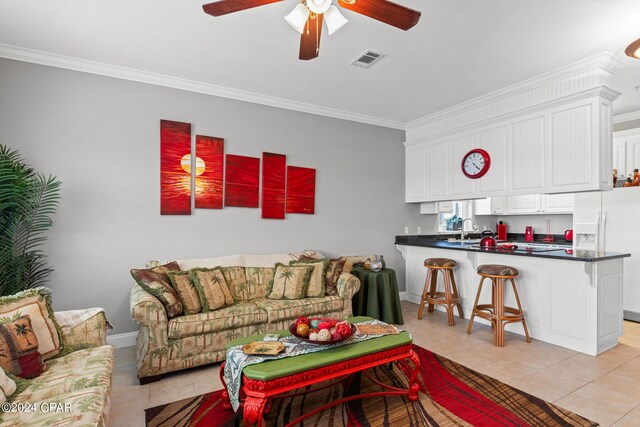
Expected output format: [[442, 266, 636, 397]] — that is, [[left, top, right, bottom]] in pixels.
[[0, 145, 61, 296]]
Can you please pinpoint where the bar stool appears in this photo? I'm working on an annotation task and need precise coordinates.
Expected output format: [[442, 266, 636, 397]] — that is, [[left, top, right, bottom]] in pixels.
[[417, 258, 463, 326], [467, 264, 531, 347]]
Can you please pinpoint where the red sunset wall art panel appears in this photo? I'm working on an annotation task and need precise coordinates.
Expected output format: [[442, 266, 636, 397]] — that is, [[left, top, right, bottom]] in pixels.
[[160, 120, 192, 215], [286, 166, 316, 214], [195, 135, 224, 209], [224, 154, 260, 208], [262, 152, 286, 219]]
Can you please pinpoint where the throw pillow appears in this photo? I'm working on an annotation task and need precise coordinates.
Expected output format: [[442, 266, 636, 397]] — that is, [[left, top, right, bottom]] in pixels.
[[221, 266, 249, 302], [289, 258, 329, 298], [0, 315, 44, 379], [301, 255, 345, 296], [190, 268, 234, 311], [0, 367, 17, 404], [268, 263, 312, 300], [131, 262, 184, 318], [342, 255, 374, 274], [0, 287, 62, 360], [245, 267, 275, 300], [168, 271, 202, 315]]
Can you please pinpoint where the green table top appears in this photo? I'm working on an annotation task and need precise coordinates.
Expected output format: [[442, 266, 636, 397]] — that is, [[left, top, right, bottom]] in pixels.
[[226, 316, 412, 381]]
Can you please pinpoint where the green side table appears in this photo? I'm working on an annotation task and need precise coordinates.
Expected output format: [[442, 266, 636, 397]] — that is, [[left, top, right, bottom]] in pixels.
[[350, 267, 404, 325]]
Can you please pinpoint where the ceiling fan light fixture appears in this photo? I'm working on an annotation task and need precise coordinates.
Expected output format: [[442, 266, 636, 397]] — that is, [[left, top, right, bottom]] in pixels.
[[626, 38, 640, 59], [285, 3, 310, 34], [307, 0, 332, 14], [325, 5, 348, 35]]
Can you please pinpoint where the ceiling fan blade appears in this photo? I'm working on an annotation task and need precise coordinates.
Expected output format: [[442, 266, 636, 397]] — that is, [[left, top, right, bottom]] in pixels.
[[337, 0, 420, 30], [299, 14, 324, 61], [202, 0, 282, 16]]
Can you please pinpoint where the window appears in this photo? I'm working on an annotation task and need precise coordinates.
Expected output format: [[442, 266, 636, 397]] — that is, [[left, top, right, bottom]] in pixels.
[[438, 201, 473, 233]]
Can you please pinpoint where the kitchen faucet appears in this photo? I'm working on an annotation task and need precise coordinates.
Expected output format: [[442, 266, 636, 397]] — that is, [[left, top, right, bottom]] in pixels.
[[461, 218, 475, 240]]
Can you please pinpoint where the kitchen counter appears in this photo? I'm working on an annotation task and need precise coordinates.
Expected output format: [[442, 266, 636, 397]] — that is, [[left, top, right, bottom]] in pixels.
[[394, 235, 630, 262], [396, 234, 627, 356]]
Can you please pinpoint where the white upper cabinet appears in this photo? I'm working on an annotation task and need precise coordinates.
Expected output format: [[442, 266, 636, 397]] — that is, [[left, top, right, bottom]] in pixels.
[[510, 116, 545, 193], [548, 103, 593, 190], [507, 194, 541, 214], [427, 141, 449, 200], [405, 142, 427, 202], [626, 136, 640, 178], [404, 54, 619, 203], [479, 126, 507, 193], [474, 197, 506, 215], [450, 134, 476, 198], [541, 193, 574, 213], [613, 139, 627, 178]]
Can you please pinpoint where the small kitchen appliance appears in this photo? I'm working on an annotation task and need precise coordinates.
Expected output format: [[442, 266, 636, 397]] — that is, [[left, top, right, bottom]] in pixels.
[[564, 229, 573, 243], [496, 221, 507, 241], [480, 230, 497, 247], [524, 226, 534, 242]]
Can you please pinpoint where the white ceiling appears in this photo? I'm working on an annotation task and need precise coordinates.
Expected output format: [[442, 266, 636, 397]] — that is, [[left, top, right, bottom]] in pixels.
[[1, 0, 640, 127]]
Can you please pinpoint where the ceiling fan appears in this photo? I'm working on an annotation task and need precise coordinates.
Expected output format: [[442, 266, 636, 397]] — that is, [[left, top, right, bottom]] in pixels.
[[202, 0, 421, 60]]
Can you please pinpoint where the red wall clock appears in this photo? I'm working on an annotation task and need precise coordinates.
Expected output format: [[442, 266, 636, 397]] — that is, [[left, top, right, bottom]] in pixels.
[[461, 149, 491, 179]]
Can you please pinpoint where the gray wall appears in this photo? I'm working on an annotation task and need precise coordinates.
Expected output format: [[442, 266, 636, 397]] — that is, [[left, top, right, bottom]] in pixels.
[[0, 58, 424, 336]]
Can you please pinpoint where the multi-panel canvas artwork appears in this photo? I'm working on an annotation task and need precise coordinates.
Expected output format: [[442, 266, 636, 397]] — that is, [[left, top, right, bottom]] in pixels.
[[195, 135, 224, 209], [261, 152, 286, 219], [160, 120, 192, 215], [286, 166, 316, 214], [224, 154, 260, 208], [160, 119, 316, 217]]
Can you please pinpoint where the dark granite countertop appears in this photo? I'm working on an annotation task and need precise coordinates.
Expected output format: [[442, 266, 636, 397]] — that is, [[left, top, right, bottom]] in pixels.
[[395, 234, 630, 262]]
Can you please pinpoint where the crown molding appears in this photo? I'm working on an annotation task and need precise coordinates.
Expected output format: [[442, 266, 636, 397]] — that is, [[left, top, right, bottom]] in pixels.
[[0, 43, 405, 130], [613, 126, 640, 138], [406, 52, 623, 140], [613, 110, 640, 124]]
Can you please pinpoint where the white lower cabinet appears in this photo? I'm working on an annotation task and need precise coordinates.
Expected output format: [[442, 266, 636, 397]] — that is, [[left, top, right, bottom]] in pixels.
[[397, 245, 623, 355]]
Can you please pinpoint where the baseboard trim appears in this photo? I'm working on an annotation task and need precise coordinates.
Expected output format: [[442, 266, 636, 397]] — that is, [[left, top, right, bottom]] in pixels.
[[399, 291, 408, 301], [107, 331, 137, 348], [624, 310, 640, 323]]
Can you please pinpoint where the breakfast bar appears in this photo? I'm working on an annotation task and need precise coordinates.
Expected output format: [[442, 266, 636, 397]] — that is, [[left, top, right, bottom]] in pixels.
[[395, 235, 631, 356]]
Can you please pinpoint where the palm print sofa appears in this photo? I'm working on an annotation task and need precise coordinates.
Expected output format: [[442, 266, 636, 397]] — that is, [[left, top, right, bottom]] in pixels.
[[130, 251, 362, 383], [0, 289, 113, 427]]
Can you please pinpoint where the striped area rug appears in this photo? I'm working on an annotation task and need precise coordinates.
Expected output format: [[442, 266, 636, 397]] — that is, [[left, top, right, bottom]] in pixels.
[[145, 344, 597, 426]]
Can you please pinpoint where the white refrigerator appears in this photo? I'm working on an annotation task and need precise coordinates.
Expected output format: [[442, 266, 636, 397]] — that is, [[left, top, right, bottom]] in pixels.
[[574, 189, 640, 321]]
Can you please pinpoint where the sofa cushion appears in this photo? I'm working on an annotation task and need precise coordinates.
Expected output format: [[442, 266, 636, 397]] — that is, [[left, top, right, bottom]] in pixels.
[[302, 255, 345, 296], [0, 315, 44, 379], [10, 345, 114, 404], [0, 288, 63, 361], [245, 267, 274, 300], [253, 296, 344, 322], [191, 268, 234, 312], [290, 258, 329, 298], [168, 271, 202, 315], [221, 266, 249, 302], [268, 264, 312, 300], [3, 386, 109, 426], [168, 302, 267, 339], [131, 262, 184, 318]]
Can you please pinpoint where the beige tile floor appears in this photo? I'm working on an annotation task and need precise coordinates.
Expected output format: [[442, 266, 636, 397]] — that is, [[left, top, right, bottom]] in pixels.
[[111, 301, 640, 426]]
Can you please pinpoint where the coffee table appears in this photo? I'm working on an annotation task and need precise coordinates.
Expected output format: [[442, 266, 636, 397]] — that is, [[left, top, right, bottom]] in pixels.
[[220, 316, 420, 426]]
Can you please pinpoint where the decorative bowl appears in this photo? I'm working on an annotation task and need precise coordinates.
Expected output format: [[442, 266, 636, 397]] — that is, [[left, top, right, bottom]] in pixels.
[[288, 322, 355, 345]]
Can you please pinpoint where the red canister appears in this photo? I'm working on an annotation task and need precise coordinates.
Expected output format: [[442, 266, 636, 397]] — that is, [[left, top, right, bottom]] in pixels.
[[496, 222, 507, 241]]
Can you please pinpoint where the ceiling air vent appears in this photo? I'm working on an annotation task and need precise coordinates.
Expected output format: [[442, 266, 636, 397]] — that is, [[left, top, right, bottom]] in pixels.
[[350, 50, 386, 69]]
